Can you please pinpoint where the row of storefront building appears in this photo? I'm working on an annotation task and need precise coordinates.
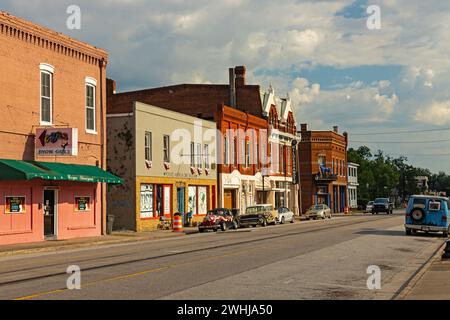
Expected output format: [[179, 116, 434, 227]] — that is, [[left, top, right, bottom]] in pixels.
[[0, 11, 357, 245]]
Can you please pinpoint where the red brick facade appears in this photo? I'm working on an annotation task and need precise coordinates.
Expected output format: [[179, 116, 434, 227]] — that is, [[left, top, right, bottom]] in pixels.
[[298, 124, 348, 214]]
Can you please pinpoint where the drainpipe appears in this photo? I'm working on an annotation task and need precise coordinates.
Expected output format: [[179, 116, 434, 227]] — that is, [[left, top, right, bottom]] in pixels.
[[99, 58, 107, 236]]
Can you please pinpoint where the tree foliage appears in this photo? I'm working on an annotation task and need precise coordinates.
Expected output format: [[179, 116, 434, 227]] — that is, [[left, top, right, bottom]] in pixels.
[[348, 146, 450, 207]]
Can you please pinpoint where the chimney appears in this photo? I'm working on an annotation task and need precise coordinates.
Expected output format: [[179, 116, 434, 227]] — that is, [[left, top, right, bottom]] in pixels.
[[234, 66, 246, 87], [333, 126, 339, 133], [301, 123, 308, 132], [107, 78, 116, 95], [229, 68, 236, 108]]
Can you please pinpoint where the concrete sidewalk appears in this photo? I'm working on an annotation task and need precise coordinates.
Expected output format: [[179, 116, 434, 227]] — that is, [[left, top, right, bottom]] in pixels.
[[400, 242, 450, 300], [0, 228, 199, 258]]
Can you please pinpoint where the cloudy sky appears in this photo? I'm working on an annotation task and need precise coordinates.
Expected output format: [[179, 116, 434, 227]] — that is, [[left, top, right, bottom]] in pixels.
[[1, 0, 450, 173]]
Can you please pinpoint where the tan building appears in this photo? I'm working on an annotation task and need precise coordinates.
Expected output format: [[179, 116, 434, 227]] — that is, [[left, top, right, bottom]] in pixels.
[[107, 101, 217, 231]]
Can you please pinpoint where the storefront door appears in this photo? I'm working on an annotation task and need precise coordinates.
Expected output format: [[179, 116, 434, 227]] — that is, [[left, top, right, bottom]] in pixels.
[[224, 190, 233, 209], [177, 187, 185, 213], [44, 189, 57, 237]]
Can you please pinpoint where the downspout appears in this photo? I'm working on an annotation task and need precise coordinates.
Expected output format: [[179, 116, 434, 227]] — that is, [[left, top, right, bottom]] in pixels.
[[100, 57, 106, 235]]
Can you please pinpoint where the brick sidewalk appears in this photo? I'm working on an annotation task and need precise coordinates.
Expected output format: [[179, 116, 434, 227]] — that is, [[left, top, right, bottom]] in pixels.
[[0, 228, 199, 258]]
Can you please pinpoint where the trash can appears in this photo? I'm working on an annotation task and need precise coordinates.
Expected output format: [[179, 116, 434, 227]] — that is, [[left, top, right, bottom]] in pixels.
[[106, 215, 115, 235]]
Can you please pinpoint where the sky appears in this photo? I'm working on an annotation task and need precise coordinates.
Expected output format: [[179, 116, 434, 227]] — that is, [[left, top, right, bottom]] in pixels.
[[1, 0, 450, 173]]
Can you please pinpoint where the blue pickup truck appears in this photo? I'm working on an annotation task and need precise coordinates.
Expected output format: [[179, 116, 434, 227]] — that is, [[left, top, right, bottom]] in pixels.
[[405, 195, 450, 237]]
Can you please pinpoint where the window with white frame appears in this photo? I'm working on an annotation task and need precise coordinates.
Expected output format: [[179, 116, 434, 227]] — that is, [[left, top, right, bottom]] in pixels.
[[190, 142, 195, 167], [224, 136, 229, 165], [204, 144, 210, 169], [145, 132, 152, 161], [245, 141, 251, 168], [86, 83, 96, 132], [196, 143, 202, 168], [40, 64, 54, 124], [163, 135, 170, 162]]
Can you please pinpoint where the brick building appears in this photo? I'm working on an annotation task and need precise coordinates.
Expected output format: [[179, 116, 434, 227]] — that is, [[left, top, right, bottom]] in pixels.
[[107, 66, 299, 214], [0, 12, 121, 245], [298, 124, 348, 214], [216, 104, 269, 212]]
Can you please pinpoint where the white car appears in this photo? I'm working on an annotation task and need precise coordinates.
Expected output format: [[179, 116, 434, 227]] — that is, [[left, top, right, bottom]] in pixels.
[[305, 204, 332, 220], [275, 207, 295, 224], [365, 201, 374, 213]]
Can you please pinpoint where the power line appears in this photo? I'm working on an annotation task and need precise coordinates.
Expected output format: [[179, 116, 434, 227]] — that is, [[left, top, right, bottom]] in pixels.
[[350, 139, 450, 144], [350, 127, 450, 136]]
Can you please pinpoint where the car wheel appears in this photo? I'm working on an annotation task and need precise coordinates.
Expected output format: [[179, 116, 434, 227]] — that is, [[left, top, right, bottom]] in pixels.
[[443, 229, 449, 238], [281, 217, 285, 224], [232, 221, 239, 230], [199, 228, 205, 233], [406, 228, 412, 236], [221, 222, 228, 232], [261, 219, 267, 227], [290, 216, 295, 223]]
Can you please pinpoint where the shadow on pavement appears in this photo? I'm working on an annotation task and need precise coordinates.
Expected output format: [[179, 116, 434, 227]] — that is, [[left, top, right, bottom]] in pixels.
[[356, 228, 445, 238]]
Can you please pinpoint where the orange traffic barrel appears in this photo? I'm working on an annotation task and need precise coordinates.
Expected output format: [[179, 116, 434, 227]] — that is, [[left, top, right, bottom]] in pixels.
[[173, 214, 183, 232]]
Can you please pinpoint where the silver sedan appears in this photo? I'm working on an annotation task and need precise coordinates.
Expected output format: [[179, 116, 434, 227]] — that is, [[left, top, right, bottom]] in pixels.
[[305, 204, 332, 220]]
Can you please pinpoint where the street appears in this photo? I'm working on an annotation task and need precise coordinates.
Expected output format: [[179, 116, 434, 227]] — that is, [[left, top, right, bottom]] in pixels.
[[0, 212, 444, 300]]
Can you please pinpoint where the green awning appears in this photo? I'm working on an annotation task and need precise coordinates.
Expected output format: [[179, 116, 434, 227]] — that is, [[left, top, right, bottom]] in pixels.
[[0, 159, 123, 184]]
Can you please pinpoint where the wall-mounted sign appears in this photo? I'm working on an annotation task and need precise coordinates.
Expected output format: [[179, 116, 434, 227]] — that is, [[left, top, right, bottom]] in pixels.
[[75, 196, 90, 212], [5, 196, 26, 214], [291, 140, 299, 185], [35, 128, 78, 156]]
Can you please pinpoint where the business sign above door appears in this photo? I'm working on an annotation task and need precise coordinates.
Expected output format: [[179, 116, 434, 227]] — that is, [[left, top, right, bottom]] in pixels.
[[35, 128, 78, 156]]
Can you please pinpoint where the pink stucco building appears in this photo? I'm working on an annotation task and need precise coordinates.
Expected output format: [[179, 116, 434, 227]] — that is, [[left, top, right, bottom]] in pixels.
[[0, 12, 121, 245]]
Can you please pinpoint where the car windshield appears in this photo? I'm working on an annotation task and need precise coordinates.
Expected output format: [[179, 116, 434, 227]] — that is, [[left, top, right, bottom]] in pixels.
[[310, 205, 322, 210], [368, 201, 374, 205], [374, 198, 388, 204], [208, 210, 224, 216], [246, 207, 260, 214]]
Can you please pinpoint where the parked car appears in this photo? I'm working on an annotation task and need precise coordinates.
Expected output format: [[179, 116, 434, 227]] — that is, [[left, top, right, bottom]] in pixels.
[[275, 207, 295, 224], [405, 195, 450, 237], [237, 204, 276, 228], [305, 204, 332, 220], [372, 198, 394, 215], [198, 208, 238, 232], [365, 201, 374, 213]]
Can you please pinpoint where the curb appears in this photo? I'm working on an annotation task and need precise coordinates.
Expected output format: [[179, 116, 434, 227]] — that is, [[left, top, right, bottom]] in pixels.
[[394, 240, 447, 300]]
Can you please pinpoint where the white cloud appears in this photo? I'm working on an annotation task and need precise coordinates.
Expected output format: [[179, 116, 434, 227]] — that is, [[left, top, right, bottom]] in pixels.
[[415, 100, 450, 125]]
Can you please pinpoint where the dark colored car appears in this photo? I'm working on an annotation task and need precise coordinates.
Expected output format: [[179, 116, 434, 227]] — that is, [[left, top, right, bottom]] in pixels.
[[198, 208, 238, 232], [372, 198, 394, 215], [236, 204, 276, 228]]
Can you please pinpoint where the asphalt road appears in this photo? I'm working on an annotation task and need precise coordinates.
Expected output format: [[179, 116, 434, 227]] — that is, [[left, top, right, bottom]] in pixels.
[[0, 212, 444, 300]]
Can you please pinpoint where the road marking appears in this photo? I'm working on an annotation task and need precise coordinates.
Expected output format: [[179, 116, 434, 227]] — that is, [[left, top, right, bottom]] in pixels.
[[13, 243, 267, 300], [11, 215, 402, 300]]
